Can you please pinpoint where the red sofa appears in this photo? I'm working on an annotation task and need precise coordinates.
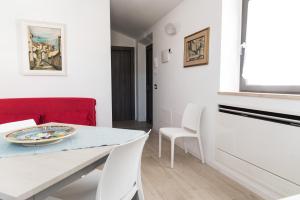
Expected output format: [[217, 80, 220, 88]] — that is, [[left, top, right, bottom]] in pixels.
[[0, 98, 96, 126]]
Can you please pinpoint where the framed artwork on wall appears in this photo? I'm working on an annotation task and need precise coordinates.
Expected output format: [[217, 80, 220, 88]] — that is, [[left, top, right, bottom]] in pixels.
[[184, 27, 210, 67], [19, 20, 66, 76]]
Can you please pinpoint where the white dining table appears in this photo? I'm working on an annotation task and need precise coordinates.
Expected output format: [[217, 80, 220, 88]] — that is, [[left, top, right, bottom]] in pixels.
[[0, 123, 115, 200]]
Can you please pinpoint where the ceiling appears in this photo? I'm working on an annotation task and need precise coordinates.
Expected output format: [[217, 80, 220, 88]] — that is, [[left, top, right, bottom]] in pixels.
[[110, 0, 183, 39]]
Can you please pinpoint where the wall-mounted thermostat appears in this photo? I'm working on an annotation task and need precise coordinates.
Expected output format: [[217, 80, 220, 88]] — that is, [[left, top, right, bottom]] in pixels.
[[161, 49, 170, 63]]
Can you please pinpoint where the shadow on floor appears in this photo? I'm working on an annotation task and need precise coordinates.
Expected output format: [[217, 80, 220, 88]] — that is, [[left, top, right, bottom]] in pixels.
[[113, 120, 152, 132]]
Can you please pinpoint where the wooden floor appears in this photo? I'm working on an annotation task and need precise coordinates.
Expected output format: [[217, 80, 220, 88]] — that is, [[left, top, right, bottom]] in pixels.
[[141, 133, 263, 200], [113, 120, 263, 200]]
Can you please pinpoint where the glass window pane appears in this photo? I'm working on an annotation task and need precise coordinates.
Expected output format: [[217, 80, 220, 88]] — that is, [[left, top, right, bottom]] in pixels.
[[242, 0, 300, 86]]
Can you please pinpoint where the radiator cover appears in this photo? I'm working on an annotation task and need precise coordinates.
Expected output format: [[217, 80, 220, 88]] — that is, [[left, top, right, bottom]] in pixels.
[[216, 105, 300, 196]]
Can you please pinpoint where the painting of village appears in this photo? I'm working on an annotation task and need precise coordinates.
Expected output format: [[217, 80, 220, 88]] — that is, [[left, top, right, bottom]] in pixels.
[[27, 25, 62, 71]]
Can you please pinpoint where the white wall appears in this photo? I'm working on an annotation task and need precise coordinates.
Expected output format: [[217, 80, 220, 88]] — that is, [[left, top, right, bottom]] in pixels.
[[111, 30, 136, 47], [0, 0, 112, 127], [137, 43, 147, 121], [143, 0, 300, 198], [146, 0, 222, 162], [137, 34, 153, 122], [219, 0, 242, 91]]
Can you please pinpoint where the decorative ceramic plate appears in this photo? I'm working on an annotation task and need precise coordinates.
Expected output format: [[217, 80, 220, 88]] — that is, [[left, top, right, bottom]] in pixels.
[[5, 125, 76, 146]]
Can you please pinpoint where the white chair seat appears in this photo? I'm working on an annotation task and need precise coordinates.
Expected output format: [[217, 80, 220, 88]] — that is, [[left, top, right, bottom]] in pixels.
[[50, 169, 102, 200], [159, 127, 197, 139]]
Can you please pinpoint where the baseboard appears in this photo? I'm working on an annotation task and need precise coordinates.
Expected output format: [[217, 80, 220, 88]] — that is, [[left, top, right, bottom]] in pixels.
[[175, 142, 279, 200], [156, 132, 287, 199], [207, 160, 281, 200]]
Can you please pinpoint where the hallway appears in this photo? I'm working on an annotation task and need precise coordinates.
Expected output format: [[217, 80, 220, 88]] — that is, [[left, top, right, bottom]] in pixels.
[[111, 121, 262, 200]]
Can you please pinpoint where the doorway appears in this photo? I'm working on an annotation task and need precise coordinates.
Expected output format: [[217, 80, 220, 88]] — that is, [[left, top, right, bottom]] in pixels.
[[146, 44, 153, 124], [111, 46, 135, 121]]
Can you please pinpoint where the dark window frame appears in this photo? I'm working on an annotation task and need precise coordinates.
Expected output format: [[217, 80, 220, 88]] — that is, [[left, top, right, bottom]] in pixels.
[[240, 0, 300, 94]]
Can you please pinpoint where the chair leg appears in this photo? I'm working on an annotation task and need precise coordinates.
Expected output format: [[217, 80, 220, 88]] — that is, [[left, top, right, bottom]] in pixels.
[[158, 131, 162, 158], [171, 138, 175, 168], [197, 137, 205, 164], [137, 161, 144, 200], [184, 138, 188, 154], [137, 187, 145, 200]]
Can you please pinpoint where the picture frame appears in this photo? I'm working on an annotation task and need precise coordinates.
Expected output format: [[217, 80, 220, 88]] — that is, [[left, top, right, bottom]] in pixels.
[[184, 27, 210, 67], [18, 20, 66, 76]]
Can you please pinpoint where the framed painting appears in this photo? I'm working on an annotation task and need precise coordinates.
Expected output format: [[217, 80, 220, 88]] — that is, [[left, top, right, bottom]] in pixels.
[[19, 20, 66, 76], [184, 27, 210, 67]]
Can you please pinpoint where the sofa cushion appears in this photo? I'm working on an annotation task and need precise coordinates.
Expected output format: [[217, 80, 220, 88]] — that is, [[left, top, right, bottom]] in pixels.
[[0, 113, 41, 125], [44, 111, 91, 126]]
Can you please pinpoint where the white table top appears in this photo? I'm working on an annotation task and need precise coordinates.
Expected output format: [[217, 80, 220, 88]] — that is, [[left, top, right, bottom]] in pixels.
[[0, 146, 112, 200], [0, 123, 146, 200], [0, 122, 115, 200]]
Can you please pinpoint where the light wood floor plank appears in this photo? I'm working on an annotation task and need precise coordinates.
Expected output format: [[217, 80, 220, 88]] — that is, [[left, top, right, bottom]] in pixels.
[[141, 133, 263, 200]]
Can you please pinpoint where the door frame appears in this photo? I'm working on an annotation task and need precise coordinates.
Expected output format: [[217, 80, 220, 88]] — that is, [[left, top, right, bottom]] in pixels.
[[111, 46, 135, 120], [146, 44, 153, 124]]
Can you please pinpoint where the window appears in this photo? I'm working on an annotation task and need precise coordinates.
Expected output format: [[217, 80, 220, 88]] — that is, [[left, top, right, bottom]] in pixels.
[[240, 0, 300, 94]]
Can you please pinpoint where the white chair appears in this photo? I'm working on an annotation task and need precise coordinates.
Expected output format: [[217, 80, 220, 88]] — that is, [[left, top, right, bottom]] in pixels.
[[0, 119, 37, 134], [49, 132, 149, 200], [159, 103, 205, 168]]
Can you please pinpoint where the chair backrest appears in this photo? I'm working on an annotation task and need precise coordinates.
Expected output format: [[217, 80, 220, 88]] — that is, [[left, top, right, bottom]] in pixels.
[[181, 103, 203, 133], [96, 132, 149, 200], [0, 119, 36, 134], [0, 98, 96, 126]]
